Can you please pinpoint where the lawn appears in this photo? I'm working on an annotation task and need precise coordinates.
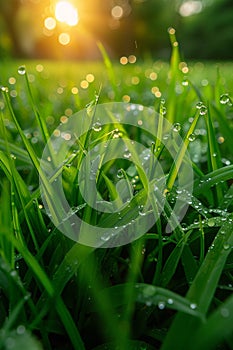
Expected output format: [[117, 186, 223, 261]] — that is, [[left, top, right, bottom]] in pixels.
[[0, 33, 233, 350]]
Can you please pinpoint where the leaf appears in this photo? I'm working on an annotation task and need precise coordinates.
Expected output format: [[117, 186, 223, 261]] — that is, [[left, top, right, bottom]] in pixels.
[[161, 216, 233, 350], [94, 283, 204, 319]]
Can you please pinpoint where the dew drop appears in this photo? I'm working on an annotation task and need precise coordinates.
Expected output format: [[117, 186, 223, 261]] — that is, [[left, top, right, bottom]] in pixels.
[[139, 205, 146, 216], [24, 292, 31, 301], [117, 169, 124, 179], [1, 86, 9, 93], [167, 298, 174, 305], [196, 102, 203, 109], [10, 154, 17, 160], [161, 106, 166, 115], [199, 106, 207, 115], [207, 218, 215, 227], [220, 94, 230, 105], [124, 149, 131, 159], [188, 133, 196, 142], [172, 123, 181, 132], [190, 303, 197, 310], [92, 121, 102, 132], [101, 235, 111, 242], [158, 301, 166, 310], [223, 242, 230, 250], [18, 65, 26, 75], [182, 79, 189, 86], [10, 270, 17, 277]]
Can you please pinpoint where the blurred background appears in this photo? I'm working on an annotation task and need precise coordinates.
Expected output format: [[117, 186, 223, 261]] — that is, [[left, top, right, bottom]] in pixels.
[[0, 0, 233, 60]]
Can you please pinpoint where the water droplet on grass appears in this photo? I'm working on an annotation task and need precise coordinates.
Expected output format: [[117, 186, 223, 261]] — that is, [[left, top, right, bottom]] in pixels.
[[207, 218, 215, 227], [199, 106, 207, 115], [101, 235, 111, 242], [124, 149, 131, 159], [223, 242, 230, 250], [18, 66, 26, 75], [92, 121, 102, 132], [188, 133, 196, 142], [173, 123, 181, 132], [10, 154, 16, 160], [1, 86, 9, 93], [158, 301, 166, 310], [161, 106, 166, 115], [182, 79, 189, 86], [117, 169, 124, 178], [196, 102, 203, 109], [220, 94, 230, 105], [190, 303, 197, 310]]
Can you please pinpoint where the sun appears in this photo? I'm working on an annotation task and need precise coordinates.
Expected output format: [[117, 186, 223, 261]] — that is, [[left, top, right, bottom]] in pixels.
[[55, 1, 79, 26]]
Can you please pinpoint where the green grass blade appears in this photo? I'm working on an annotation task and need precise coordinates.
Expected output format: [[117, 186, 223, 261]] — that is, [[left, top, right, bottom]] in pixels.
[[97, 41, 118, 99], [161, 216, 233, 350], [166, 109, 200, 192], [192, 293, 233, 350]]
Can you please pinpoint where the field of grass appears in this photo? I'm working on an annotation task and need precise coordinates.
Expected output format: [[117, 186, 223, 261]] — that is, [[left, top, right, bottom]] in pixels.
[[0, 31, 233, 350]]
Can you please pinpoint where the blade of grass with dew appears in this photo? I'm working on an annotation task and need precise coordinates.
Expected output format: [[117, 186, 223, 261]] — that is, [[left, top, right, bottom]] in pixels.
[[0, 180, 14, 266], [119, 238, 146, 349], [191, 292, 233, 350], [0, 139, 32, 165], [0, 231, 85, 350], [205, 105, 226, 202], [76, 250, 129, 348], [0, 111, 41, 250], [2, 88, 77, 235], [166, 27, 181, 124], [97, 42, 118, 100], [19, 66, 50, 145], [210, 102, 233, 156], [95, 283, 204, 319], [166, 108, 201, 192], [194, 165, 233, 196], [161, 215, 233, 350], [181, 245, 199, 284], [160, 229, 193, 287]]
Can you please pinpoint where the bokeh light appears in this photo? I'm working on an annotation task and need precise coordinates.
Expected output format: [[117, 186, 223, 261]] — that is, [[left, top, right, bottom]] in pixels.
[[55, 1, 79, 26], [111, 6, 124, 20], [44, 17, 56, 30], [58, 32, 70, 45], [179, 1, 202, 17]]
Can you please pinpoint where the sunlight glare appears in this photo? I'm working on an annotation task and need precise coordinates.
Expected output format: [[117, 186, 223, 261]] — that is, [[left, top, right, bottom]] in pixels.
[[55, 1, 79, 26]]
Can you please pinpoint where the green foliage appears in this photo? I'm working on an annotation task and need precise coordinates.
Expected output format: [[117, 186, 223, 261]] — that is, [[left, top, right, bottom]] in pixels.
[[180, 0, 233, 59], [0, 36, 233, 350]]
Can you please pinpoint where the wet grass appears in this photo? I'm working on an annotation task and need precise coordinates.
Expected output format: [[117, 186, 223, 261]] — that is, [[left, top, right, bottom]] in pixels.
[[0, 32, 233, 350]]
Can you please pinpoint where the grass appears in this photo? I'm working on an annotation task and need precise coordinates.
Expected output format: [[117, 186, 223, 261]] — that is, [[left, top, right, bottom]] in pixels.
[[0, 30, 233, 350]]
